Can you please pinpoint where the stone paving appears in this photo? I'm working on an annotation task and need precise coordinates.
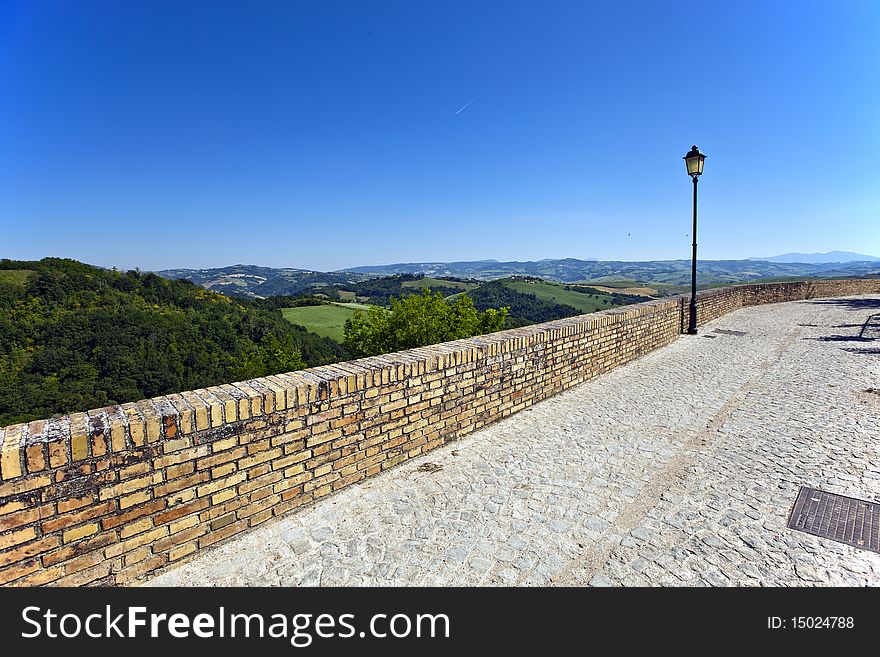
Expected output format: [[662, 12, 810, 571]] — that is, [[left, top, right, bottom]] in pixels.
[[147, 295, 880, 587]]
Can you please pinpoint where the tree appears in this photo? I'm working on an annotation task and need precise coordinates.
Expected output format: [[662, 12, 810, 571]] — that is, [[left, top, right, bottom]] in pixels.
[[343, 289, 507, 357]]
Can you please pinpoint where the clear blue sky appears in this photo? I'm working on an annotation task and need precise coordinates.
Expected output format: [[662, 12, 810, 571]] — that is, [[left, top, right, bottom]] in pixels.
[[1, 1, 878, 271]]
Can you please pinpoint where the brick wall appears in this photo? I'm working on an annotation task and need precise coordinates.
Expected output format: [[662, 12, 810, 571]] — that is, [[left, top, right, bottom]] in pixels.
[[1, 278, 878, 586]]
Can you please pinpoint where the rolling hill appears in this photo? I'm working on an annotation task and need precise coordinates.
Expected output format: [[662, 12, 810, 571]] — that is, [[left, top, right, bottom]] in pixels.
[[342, 258, 880, 283]]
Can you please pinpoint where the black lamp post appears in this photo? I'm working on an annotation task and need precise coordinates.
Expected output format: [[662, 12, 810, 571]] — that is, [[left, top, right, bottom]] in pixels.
[[683, 145, 706, 334]]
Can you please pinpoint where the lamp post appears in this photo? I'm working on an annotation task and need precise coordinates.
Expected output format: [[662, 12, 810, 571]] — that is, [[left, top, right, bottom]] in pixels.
[[683, 145, 706, 335]]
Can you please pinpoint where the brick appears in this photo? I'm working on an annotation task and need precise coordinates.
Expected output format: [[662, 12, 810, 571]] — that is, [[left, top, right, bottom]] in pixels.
[[137, 401, 162, 443], [119, 489, 151, 509], [238, 447, 281, 471], [153, 523, 207, 552], [162, 413, 179, 440], [42, 500, 117, 533], [154, 498, 209, 525], [199, 519, 248, 548], [0, 559, 41, 586], [154, 471, 210, 497], [212, 436, 238, 453], [9, 564, 64, 586], [42, 532, 117, 567], [56, 561, 112, 586], [168, 515, 199, 534], [166, 488, 196, 506], [162, 436, 192, 454], [197, 447, 245, 471], [107, 411, 128, 452], [166, 394, 195, 435], [119, 461, 151, 480], [0, 526, 37, 551], [62, 522, 99, 543], [169, 541, 197, 561], [101, 499, 165, 530], [210, 513, 236, 531], [233, 382, 263, 417], [167, 462, 195, 480], [0, 535, 60, 568], [211, 463, 237, 479], [25, 443, 46, 473], [196, 472, 246, 498], [211, 489, 236, 505], [63, 548, 106, 575], [124, 546, 151, 567], [104, 526, 169, 558], [119, 518, 153, 539], [47, 437, 68, 468], [99, 472, 163, 501], [123, 405, 146, 446], [0, 424, 24, 480], [152, 444, 210, 469], [57, 495, 96, 514], [116, 554, 167, 584], [0, 505, 51, 532]]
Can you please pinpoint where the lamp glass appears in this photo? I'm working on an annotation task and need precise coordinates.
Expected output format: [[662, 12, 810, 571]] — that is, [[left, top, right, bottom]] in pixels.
[[685, 153, 704, 176]]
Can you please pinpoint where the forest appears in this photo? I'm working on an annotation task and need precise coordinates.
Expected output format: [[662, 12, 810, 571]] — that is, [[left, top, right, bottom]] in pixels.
[[0, 258, 348, 425]]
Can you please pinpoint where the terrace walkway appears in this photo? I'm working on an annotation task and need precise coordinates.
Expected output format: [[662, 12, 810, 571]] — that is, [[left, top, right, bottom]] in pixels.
[[147, 295, 880, 586]]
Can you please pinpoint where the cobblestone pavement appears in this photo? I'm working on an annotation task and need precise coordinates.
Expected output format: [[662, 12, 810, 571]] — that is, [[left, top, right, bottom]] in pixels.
[[148, 295, 880, 587]]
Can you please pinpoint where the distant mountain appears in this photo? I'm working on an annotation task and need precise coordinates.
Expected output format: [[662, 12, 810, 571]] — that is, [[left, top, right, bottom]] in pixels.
[[341, 257, 880, 285], [747, 251, 880, 264], [155, 264, 373, 298]]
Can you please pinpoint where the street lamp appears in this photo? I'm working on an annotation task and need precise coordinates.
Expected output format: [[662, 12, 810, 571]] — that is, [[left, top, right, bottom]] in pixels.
[[683, 145, 706, 334]]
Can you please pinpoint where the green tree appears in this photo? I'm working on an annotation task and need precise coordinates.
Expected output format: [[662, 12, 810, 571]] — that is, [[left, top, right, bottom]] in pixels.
[[343, 289, 507, 357]]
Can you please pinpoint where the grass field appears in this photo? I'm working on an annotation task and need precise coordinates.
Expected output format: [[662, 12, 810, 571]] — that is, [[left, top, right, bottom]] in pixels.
[[501, 279, 615, 313], [401, 277, 478, 291], [0, 270, 35, 286], [281, 302, 373, 342], [584, 284, 661, 296]]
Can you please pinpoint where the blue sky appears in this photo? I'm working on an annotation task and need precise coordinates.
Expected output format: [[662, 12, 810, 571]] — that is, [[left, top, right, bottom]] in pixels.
[[1, 1, 878, 271]]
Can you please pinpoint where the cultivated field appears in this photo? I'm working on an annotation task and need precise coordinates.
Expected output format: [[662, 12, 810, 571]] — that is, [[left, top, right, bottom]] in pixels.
[[281, 302, 373, 341]]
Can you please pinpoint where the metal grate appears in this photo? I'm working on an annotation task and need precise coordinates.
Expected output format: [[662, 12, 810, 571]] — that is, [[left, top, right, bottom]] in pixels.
[[787, 487, 880, 554], [712, 329, 748, 336]]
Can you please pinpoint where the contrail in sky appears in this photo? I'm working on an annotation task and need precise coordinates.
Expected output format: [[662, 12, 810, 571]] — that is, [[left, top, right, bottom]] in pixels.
[[454, 96, 478, 115]]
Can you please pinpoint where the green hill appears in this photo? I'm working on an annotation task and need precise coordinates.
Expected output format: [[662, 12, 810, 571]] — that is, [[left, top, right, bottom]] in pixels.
[[0, 258, 348, 426]]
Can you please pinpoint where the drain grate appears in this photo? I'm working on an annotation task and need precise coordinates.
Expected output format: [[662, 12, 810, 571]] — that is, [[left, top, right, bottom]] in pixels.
[[787, 487, 880, 553], [712, 329, 748, 336]]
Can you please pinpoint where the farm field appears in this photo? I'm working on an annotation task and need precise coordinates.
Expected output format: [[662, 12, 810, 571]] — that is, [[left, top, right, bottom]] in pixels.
[[336, 290, 369, 302], [281, 302, 373, 342], [501, 279, 616, 313], [586, 284, 660, 296]]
